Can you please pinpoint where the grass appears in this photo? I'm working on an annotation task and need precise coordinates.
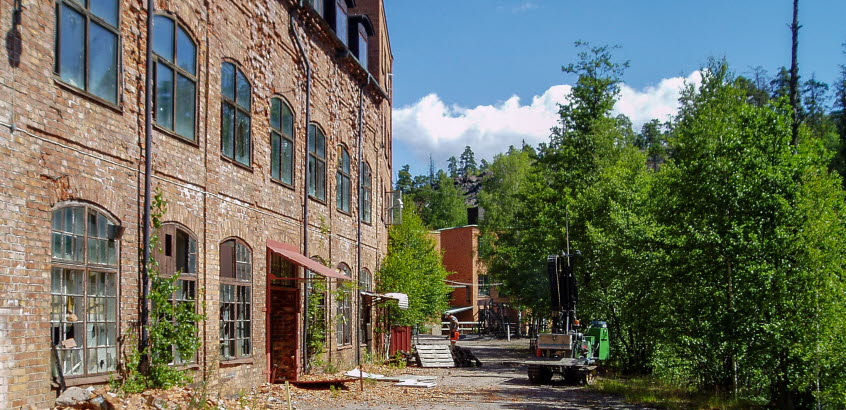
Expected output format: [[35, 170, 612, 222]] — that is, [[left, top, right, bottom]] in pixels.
[[589, 376, 767, 409]]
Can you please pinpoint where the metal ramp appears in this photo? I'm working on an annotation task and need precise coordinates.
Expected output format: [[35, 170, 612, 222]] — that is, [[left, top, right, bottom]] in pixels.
[[414, 344, 455, 368]]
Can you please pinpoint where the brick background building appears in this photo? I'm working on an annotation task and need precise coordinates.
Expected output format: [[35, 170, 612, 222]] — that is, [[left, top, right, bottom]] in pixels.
[[0, 0, 393, 407]]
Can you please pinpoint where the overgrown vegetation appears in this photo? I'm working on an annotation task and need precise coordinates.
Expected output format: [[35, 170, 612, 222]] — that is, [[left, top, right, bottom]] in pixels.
[[112, 190, 205, 393], [377, 206, 451, 327]]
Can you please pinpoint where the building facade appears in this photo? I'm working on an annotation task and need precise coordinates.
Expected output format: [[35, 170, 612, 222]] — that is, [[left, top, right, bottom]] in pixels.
[[0, 0, 393, 407], [433, 225, 517, 330]]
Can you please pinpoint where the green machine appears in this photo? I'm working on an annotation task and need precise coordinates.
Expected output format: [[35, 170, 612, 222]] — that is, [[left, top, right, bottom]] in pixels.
[[525, 253, 610, 385]]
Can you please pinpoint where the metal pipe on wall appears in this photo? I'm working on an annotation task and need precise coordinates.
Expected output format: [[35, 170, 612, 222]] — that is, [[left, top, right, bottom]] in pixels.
[[291, 2, 313, 373], [140, 0, 155, 358]]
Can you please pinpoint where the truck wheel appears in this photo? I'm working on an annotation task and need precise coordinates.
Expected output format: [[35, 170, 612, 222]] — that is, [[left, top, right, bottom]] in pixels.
[[527, 365, 552, 384], [581, 371, 596, 386]]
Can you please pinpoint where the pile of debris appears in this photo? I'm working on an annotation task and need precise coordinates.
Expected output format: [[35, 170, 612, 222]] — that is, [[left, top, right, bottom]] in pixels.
[[451, 346, 482, 367]]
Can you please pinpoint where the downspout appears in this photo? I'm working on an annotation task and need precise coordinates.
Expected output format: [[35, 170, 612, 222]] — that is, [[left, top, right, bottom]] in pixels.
[[356, 76, 369, 390], [291, 2, 313, 373], [140, 0, 155, 358]]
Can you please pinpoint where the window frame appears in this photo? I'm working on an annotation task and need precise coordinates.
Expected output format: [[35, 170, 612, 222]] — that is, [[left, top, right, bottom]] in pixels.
[[308, 123, 328, 202], [360, 161, 372, 224], [54, 0, 122, 107], [50, 204, 121, 379], [152, 13, 198, 143], [270, 96, 296, 187], [336, 264, 352, 347], [334, 0, 349, 47], [336, 145, 352, 214], [154, 223, 200, 365], [220, 61, 253, 168], [219, 238, 253, 361]]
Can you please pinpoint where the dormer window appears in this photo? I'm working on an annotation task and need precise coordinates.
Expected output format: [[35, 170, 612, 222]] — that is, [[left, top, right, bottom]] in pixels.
[[334, 0, 348, 47], [357, 31, 368, 69], [306, 0, 324, 17]]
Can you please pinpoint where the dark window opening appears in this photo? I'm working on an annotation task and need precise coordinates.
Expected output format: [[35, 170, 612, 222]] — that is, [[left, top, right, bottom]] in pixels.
[[336, 146, 351, 213], [360, 161, 372, 223], [221, 62, 252, 167], [308, 124, 327, 201], [270, 98, 295, 185]]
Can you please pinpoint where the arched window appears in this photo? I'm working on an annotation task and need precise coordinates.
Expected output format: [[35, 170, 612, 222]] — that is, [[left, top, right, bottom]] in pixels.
[[153, 15, 197, 140], [308, 124, 327, 201], [270, 97, 295, 185], [359, 268, 372, 344], [219, 238, 252, 360], [336, 146, 351, 213], [51, 204, 120, 377], [336, 264, 352, 346], [55, 0, 120, 104], [153, 223, 199, 364], [360, 161, 372, 223], [221, 62, 252, 166]]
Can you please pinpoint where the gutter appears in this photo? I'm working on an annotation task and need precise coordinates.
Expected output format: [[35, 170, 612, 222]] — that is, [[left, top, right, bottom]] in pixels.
[[355, 75, 369, 389], [291, 1, 313, 373]]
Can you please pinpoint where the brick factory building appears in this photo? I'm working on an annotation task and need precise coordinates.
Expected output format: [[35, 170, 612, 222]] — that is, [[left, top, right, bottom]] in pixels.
[[0, 0, 395, 407], [432, 224, 518, 333]]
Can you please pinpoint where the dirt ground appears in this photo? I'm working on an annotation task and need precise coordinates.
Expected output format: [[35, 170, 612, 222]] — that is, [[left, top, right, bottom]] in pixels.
[[237, 335, 646, 410], [95, 335, 649, 409]]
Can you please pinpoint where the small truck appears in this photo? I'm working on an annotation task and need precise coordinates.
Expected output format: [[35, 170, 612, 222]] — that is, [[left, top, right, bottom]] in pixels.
[[525, 253, 610, 385]]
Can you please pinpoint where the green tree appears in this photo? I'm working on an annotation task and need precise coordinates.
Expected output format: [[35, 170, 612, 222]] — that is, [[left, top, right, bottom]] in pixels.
[[414, 171, 467, 229], [635, 119, 669, 169], [377, 207, 451, 327], [459, 146, 478, 176], [396, 164, 414, 194], [656, 62, 846, 406], [447, 156, 459, 178]]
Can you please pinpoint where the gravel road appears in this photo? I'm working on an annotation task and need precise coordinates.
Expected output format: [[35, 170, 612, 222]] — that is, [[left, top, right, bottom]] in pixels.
[[296, 335, 649, 410]]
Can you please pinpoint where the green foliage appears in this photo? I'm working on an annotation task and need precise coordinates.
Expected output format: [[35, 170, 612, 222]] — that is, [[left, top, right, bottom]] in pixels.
[[411, 170, 468, 229], [459, 146, 478, 176], [306, 277, 328, 368], [479, 45, 846, 406], [113, 190, 206, 394], [377, 206, 451, 327]]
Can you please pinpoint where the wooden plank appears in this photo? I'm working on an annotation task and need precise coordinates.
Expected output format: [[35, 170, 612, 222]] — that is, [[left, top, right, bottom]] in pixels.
[[414, 344, 454, 368]]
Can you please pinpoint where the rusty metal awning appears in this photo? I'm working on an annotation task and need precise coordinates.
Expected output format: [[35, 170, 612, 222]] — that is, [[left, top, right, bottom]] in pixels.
[[267, 240, 352, 281]]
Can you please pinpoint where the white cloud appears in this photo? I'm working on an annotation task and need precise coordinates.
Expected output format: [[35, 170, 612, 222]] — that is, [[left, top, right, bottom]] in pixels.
[[392, 71, 702, 165], [512, 2, 538, 12]]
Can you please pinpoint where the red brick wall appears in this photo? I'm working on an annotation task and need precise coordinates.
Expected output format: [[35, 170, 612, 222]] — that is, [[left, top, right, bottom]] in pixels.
[[0, 0, 393, 406]]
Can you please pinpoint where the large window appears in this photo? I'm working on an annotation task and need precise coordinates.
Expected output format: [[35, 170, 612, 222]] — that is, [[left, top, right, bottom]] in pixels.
[[55, 0, 120, 104], [336, 146, 351, 213], [270, 98, 295, 185], [360, 161, 372, 223], [153, 15, 197, 141], [336, 264, 352, 346], [219, 239, 252, 360], [154, 224, 199, 364], [308, 124, 327, 201], [357, 31, 368, 70], [221, 62, 252, 167], [478, 274, 491, 297], [51, 205, 120, 377], [334, 0, 348, 46]]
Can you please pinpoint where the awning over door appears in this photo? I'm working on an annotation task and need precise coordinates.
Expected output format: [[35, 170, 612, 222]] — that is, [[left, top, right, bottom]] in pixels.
[[267, 239, 352, 281]]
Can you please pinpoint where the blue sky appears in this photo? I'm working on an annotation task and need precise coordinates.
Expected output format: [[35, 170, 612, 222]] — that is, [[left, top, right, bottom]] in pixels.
[[385, 0, 846, 175]]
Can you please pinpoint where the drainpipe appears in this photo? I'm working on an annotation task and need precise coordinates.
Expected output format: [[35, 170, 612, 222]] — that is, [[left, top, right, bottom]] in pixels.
[[291, 2, 313, 373], [356, 76, 369, 389], [140, 0, 155, 360]]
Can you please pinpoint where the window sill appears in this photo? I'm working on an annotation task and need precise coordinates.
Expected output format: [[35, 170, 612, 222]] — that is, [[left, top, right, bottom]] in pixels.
[[220, 357, 254, 367], [154, 123, 200, 147], [308, 195, 328, 206], [55, 373, 114, 388], [54, 77, 123, 114], [336, 344, 353, 351], [337, 209, 352, 217], [220, 155, 254, 172], [271, 178, 296, 191]]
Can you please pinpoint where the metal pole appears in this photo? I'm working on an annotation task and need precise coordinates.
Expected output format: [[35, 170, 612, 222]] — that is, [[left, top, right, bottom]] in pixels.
[[140, 0, 155, 361]]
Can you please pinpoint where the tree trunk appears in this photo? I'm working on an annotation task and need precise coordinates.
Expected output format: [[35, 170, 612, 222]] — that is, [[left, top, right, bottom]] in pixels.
[[789, 0, 801, 147]]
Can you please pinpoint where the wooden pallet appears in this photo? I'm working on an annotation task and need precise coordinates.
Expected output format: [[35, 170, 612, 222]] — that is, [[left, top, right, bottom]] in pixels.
[[415, 344, 455, 368]]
